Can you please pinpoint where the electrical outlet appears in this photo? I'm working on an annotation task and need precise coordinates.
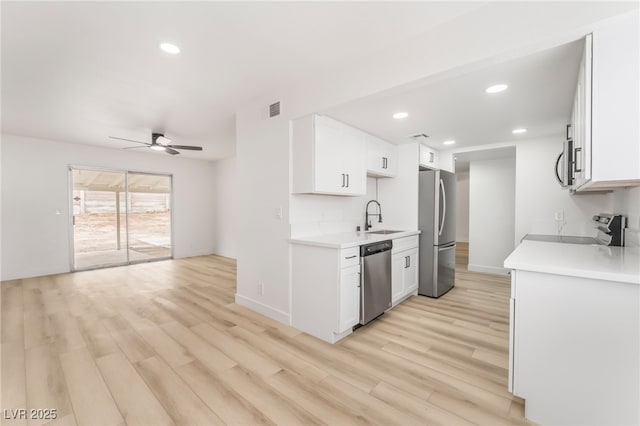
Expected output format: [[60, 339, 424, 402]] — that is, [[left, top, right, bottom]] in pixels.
[[257, 283, 264, 296], [274, 207, 283, 220], [554, 211, 565, 221]]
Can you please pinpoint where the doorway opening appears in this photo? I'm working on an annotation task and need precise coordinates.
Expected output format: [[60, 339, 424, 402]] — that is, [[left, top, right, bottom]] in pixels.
[[70, 167, 172, 271]]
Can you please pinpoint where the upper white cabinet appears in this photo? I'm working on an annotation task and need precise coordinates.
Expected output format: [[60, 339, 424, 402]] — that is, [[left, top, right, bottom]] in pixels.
[[366, 134, 398, 177], [292, 114, 366, 196], [419, 144, 439, 170], [572, 11, 640, 192], [570, 34, 592, 189]]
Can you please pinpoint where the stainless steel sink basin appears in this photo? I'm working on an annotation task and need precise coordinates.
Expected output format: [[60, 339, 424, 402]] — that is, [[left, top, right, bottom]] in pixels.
[[366, 230, 404, 235]]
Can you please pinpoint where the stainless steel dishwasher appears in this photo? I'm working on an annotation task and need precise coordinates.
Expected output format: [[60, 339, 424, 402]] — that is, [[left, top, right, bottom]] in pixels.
[[360, 240, 392, 325]]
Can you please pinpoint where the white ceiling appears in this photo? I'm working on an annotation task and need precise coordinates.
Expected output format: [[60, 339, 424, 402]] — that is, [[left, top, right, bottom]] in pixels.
[[1, 1, 483, 160], [454, 147, 517, 172], [324, 39, 584, 150]]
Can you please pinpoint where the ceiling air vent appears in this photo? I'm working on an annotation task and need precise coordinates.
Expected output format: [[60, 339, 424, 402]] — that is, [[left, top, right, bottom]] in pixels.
[[269, 101, 281, 118], [409, 133, 429, 140]]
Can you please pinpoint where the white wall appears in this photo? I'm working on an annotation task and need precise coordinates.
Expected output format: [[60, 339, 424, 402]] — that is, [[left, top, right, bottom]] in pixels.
[[234, 4, 636, 325], [235, 103, 292, 323], [469, 157, 516, 275], [290, 177, 377, 237], [378, 143, 420, 231], [514, 135, 613, 244], [1, 134, 216, 281], [456, 171, 470, 242], [613, 187, 640, 230], [213, 156, 238, 259], [612, 186, 640, 246]]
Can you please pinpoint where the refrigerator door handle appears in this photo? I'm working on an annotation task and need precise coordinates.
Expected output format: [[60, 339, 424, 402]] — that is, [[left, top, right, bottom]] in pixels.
[[439, 243, 456, 250], [438, 178, 446, 236]]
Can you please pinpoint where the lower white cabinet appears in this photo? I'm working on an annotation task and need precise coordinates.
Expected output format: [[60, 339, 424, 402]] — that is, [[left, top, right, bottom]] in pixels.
[[508, 269, 639, 425], [292, 244, 361, 343], [391, 236, 419, 305], [338, 264, 361, 333], [291, 234, 420, 343]]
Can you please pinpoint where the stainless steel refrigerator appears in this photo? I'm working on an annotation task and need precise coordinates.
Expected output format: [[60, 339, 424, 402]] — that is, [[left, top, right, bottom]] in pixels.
[[418, 169, 456, 298]]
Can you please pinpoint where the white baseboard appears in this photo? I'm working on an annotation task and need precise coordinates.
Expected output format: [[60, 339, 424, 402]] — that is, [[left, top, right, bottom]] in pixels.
[[235, 293, 291, 325], [468, 264, 511, 275]]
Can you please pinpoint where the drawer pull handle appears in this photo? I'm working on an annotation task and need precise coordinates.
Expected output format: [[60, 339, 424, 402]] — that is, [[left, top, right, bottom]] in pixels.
[[345, 255, 357, 259]]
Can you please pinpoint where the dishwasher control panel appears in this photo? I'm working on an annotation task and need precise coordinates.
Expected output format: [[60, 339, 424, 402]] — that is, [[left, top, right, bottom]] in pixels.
[[360, 240, 393, 256]]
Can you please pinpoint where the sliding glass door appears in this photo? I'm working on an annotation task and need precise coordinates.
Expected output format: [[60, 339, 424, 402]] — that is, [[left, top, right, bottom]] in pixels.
[[127, 173, 172, 262], [70, 167, 172, 271]]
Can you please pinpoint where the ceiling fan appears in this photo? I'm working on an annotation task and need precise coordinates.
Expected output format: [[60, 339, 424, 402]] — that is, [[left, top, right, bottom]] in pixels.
[[109, 133, 203, 155]]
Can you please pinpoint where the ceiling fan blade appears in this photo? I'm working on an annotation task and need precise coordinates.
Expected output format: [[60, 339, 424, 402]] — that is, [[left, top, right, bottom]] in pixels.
[[165, 147, 180, 155], [123, 146, 149, 150], [166, 145, 203, 151], [109, 136, 148, 145]]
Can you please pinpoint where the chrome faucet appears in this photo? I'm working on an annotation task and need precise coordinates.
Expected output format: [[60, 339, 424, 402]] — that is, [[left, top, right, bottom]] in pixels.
[[365, 200, 383, 231]]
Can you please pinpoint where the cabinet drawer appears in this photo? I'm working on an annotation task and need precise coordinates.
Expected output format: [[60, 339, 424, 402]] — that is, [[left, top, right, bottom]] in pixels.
[[392, 235, 418, 254], [340, 247, 360, 268]]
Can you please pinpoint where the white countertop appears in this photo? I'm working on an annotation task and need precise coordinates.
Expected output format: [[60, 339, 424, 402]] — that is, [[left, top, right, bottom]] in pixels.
[[289, 230, 420, 249], [504, 240, 640, 284]]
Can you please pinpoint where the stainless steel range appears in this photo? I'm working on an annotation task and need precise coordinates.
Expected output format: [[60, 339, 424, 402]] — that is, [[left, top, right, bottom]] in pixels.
[[523, 213, 626, 247]]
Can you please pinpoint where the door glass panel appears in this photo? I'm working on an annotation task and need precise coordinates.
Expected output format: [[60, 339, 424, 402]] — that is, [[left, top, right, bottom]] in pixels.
[[126, 173, 172, 262], [72, 169, 128, 269]]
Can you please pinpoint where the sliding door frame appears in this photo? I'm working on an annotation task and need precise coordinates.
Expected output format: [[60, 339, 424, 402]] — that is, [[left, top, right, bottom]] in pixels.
[[68, 165, 174, 272]]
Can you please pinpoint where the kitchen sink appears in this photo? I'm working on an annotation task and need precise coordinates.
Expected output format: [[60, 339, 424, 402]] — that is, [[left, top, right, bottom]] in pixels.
[[366, 230, 404, 235]]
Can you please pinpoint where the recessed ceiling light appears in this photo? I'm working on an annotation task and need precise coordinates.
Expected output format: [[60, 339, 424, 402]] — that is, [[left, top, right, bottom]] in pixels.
[[443, 140, 456, 145], [393, 112, 409, 119], [512, 128, 528, 134], [485, 84, 508, 94], [160, 43, 180, 54]]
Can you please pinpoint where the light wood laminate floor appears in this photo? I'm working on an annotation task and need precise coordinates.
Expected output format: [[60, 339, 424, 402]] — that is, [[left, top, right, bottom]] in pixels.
[[1, 247, 531, 425]]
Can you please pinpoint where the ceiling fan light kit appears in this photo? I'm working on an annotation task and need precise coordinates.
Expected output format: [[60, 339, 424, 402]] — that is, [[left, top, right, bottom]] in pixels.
[[109, 133, 203, 155]]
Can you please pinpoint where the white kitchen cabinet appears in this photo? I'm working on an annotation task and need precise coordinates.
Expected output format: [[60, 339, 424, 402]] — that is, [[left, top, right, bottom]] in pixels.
[[292, 114, 366, 196], [291, 244, 361, 343], [366, 134, 397, 177], [338, 264, 361, 333], [404, 248, 418, 292], [571, 10, 640, 192], [569, 34, 592, 190], [391, 254, 405, 302], [391, 236, 419, 305], [508, 269, 639, 425], [419, 144, 439, 170]]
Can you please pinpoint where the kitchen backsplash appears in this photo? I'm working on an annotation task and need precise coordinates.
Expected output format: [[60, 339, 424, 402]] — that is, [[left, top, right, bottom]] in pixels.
[[290, 177, 379, 237]]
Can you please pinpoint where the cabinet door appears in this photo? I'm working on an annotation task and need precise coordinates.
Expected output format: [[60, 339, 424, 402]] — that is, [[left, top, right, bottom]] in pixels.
[[419, 145, 439, 169], [315, 116, 346, 193], [366, 135, 383, 175], [342, 126, 366, 195], [338, 264, 361, 332], [572, 34, 592, 189], [403, 248, 419, 293], [591, 13, 638, 184], [380, 142, 398, 176], [391, 253, 405, 303], [367, 135, 397, 177]]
